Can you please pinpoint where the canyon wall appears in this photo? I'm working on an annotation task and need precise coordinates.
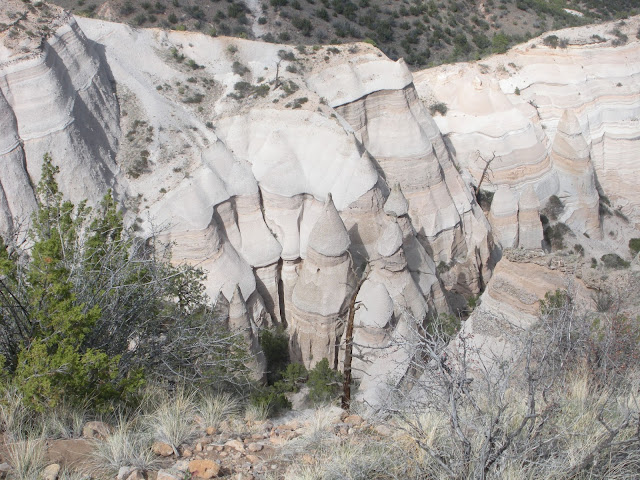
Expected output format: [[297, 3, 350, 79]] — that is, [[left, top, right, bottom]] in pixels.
[[1, 1, 639, 404]]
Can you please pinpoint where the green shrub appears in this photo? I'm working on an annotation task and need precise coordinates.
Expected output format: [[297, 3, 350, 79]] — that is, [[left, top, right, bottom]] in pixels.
[[0, 154, 248, 412], [542, 195, 564, 221], [260, 328, 290, 384], [307, 358, 342, 405], [601, 253, 630, 269], [628, 238, 640, 256], [249, 388, 291, 417], [232, 60, 249, 76], [543, 34, 559, 48], [543, 222, 571, 251], [429, 101, 448, 116]]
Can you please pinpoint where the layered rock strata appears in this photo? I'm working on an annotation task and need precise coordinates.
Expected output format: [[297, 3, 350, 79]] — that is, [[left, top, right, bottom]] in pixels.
[[414, 16, 640, 227], [550, 109, 601, 238], [0, 0, 120, 235], [288, 195, 355, 368]]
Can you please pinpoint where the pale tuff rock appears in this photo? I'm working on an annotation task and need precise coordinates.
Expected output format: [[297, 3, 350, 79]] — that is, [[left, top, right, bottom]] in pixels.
[[228, 286, 266, 378], [307, 53, 413, 107], [453, 252, 589, 368], [307, 194, 351, 258], [352, 214, 431, 407], [289, 196, 355, 368], [335, 85, 493, 294], [383, 183, 409, 218], [518, 186, 544, 250], [2, 5, 639, 402], [550, 109, 601, 238], [489, 185, 519, 249], [415, 16, 640, 226], [376, 220, 403, 257], [0, 2, 120, 233], [384, 187, 450, 313]]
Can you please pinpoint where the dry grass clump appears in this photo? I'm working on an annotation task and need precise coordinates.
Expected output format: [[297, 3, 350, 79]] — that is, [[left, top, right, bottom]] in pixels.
[[284, 434, 426, 480], [89, 417, 156, 476], [5, 434, 47, 480], [41, 400, 88, 439], [393, 369, 640, 479], [197, 391, 240, 430], [0, 387, 31, 440], [143, 387, 198, 456]]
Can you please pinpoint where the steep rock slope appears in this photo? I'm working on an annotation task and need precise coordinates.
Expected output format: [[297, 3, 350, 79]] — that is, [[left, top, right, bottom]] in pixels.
[[0, 3, 467, 401], [0, 1, 120, 237], [415, 17, 640, 234], [2, 3, 639, 403]]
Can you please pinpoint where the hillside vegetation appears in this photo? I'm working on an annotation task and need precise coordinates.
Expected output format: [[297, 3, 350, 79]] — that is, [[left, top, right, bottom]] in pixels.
[[45, 0, 640, 66]]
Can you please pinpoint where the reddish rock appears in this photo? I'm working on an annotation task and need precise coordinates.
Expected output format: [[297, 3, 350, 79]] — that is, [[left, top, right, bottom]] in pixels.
[[188, 459, 221, 479]]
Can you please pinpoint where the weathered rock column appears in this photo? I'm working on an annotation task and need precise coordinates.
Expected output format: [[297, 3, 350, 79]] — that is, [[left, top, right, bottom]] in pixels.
[[288, 195, 355, 369]]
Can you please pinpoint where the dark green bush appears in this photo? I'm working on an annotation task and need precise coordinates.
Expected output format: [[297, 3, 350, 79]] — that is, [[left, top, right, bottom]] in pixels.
[[307, 358, 342, 404], [542, 195, 564, 221], [429, 102, 448, 116], [543, 34, 559, 48], [601, 253, 630, 269], [0, 155, 248, 412], [260, 327, 290, 384], [543, 222, 571, 251], [250, 388, 292, 417], [629, 238, 640, 256]]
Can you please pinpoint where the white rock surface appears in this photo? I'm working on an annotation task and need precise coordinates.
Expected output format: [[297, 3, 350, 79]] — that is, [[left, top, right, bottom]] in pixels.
[[2, 4, 639, 404]]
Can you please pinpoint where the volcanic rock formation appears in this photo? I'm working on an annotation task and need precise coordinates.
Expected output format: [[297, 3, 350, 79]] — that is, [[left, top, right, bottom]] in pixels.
[[1, 1, 639, 402]]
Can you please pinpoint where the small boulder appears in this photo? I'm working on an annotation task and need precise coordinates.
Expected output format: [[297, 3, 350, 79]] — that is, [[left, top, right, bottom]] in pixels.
[[247, 443, 263, 452], [344, 414, 364, 426], [374, 425, 392, 436], [42, 464, 60, 480], [225, 439, 244, 452], [117, 467, 134, 480], [126, 470, 146, 480], [188, 459, 221, 479], [82, 421, 113, 439], [152, 442, 175, 457], [157, 470, 181, 480]]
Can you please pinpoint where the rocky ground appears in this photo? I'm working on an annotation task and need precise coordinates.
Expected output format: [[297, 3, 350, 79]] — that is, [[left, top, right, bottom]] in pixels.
[[0, 405, 394, 480]]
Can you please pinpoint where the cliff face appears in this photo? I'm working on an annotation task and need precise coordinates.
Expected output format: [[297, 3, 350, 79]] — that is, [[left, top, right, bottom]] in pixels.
[[0, 1, 120, 237], [1, 2, 639, 403], [414, 17, 640, 232]]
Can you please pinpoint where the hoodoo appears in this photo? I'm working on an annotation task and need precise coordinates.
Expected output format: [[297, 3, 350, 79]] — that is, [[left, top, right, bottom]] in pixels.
[[289, 195, 355, 368]]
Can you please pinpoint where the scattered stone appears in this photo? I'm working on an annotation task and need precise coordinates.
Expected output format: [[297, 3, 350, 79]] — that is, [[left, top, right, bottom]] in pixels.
[[195, 442, 203, 452], [82, 421, 113, 439], [117, 467, 134, 480], [157, 470, 181, 480], [302, 454, 314, 465], [0, 463, 11, 478], [247, 443, 263, 452], [374, 425, 392, 436], [235, 474, 254, 480], [344, 414, 364, 426], [225, 439, 245, 452], [245, 455, 260, 464], [206, 427, 217, 435], [152, 441, 174, 457], [126, 470, 146, 480], [182, 448, 193, 458], [189, 459, 221, 479], [42, 464, 60, 480], [269, 436, 287, 446]]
